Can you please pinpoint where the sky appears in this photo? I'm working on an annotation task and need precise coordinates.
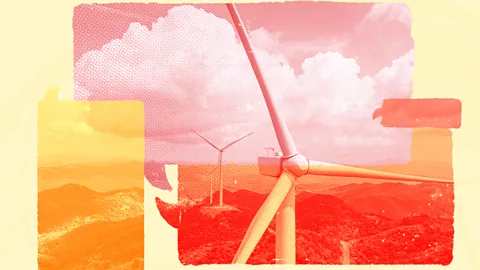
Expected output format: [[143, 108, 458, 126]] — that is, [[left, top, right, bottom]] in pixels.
[[73, 2, 416, 165], [38, 98, 144, 166]]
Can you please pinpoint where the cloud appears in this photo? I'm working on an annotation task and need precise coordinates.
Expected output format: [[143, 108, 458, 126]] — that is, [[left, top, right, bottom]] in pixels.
[[84, 101, 145, 138], [75, 5, 415, 163], [283, 38, 346, 58], [374, 49, 414, 99], [277, 49, 413, 157], [249, 27, 282, 52], [330, 2, 414, 77], [75, 5, 293, 140], [362, 3, 412, 28], [39, 101, 93, 134]]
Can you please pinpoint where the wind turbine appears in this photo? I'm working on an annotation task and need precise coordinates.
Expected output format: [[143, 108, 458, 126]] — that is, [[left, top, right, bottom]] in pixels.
[[226, 3, 454, 265], [192, 129, 254, 207], [208, 166, 218, 205]]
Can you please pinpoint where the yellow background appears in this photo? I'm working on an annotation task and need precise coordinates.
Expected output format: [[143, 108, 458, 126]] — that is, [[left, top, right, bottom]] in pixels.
[[1, 0, 479, 269]]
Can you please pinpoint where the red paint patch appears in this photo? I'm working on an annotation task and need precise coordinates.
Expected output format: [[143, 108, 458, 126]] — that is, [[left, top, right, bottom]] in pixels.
[[373, 99, 461, 128]]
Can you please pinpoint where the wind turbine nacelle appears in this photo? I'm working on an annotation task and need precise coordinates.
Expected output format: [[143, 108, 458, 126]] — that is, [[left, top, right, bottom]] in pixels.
[[258, 156, 283, 177]]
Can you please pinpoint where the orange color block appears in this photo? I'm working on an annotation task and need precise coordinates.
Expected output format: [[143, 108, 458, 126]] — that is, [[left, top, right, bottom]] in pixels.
[[373, 99, 461, 128], [37, 96, 145, 270]]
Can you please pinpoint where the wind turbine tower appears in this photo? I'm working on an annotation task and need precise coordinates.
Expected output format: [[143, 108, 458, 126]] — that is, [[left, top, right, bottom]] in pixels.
[[226, 3, 454, 265], [208, 166, 218, 205], [192, 130, 254, 207]]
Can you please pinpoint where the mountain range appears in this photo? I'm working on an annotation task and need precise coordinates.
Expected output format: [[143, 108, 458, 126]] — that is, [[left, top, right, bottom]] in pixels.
[[37, 156, 454, 267], [173, 160, 453, 201], [157, 181, 454, 265], [37, 184, 144, 270], [37, 161, 144, 192]]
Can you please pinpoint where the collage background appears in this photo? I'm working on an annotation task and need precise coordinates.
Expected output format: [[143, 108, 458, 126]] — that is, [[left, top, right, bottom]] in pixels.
[[1, 0, 479, 269]]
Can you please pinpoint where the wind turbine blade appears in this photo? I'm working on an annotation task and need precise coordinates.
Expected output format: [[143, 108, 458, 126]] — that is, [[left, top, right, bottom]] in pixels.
[[306, 160, 454, 184], [232, 171, 296, 264], [221, 132, 254, 151], [227, 4, 297, 158], [192, 130, 221, 151]]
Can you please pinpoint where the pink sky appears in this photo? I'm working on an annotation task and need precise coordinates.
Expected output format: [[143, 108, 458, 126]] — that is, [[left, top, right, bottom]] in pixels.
[[73, 3, 415, 165]]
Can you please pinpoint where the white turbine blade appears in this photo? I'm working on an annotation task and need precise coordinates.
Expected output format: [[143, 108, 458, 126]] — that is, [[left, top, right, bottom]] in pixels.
[[307, 160, 454, 184], [221, 131, 254, 151], [192, 130, 221, 151], [232, 171, 296, 264], [227, 4, 297, 158]]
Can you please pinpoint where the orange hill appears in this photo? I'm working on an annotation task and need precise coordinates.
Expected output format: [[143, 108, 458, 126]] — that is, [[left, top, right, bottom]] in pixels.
[[38, 184, 144, 270]]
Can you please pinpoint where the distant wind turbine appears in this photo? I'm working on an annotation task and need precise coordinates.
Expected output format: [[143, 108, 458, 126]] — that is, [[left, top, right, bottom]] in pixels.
[[208, 166, 218, 205], [192, 130, 254, 207]]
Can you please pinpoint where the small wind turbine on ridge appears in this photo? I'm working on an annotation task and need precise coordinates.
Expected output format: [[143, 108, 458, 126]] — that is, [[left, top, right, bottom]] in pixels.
[[226, 3, 454, 265], [192, 129, 254, 207], [208, 166, 218, 205]]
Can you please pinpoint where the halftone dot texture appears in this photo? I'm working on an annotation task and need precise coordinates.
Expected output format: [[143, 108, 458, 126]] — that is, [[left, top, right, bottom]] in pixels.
[[72, 3, 456, 266], [73, 3, 425, 193]]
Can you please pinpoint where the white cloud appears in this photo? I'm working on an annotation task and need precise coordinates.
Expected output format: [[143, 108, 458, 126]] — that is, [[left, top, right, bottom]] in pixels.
[[375, 49, 414, 99], [74, 5, 415, 162], [362, 3, 412, 28], [75, 5, 294, 139]]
